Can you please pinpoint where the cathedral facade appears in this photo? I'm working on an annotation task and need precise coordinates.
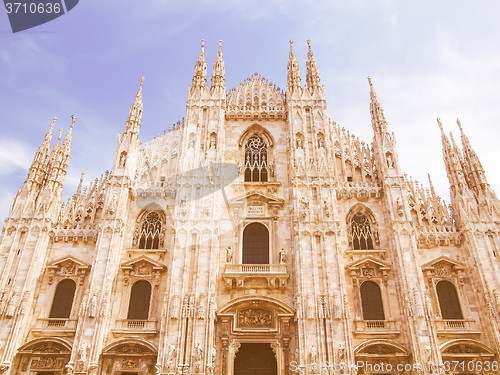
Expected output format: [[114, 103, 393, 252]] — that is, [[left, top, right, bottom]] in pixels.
[[1, 39, 500, 375]]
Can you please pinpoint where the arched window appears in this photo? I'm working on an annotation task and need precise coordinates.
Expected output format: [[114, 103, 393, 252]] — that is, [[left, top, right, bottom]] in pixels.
[[360, 281, 385, 320], [436, 280, 463, 319], [350, 212, 374, 250], [139, 212, 162, 249], [49, 279, 76, 319], [242, 223, 269, 264], [244, 135, 268, 182], [127, 280, 152, 320]]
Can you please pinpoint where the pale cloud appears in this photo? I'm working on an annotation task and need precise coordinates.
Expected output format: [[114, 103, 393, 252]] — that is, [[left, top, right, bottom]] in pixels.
[[0, 139, 33, 176]]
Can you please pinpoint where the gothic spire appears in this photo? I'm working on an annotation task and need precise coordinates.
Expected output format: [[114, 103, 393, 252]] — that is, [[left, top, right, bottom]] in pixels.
[[368, 77, 388, 134], [124, 77, 144, 135], [192, 39, 207, 91], [457, 118, 489, 191], [287, 39, 302, 94], [438, 118, 467, 193], [25, 117, 57, 191], [306, 39, 322, 93], [62, 115, 76, 155], [210, 40, 226, 94]]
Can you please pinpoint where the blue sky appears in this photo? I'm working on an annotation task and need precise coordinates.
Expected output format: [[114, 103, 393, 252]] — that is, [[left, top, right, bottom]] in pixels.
[[1, 0, 500, 218]]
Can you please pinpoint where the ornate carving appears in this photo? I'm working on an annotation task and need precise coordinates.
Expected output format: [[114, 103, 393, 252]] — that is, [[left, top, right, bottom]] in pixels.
[[197, 294, 206, 319], [306, 294, 314, 320], [88, 292, 98, 317], [171, 295, 179, 319], [361, 267, 375, 277], [5, 288, 19, 317], [31, 357, 66, 369], [79, 289, 89, 316], [294, 293, 303, 319], [166, 344, 176, 370], [413, 288, 424, 318], [237, 308, 273, 328]]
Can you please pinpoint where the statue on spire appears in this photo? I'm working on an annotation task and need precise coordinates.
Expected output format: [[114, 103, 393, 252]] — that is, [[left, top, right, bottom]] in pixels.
[[306, 39, 322, 93], [124, 77, 144, 135], [211, 39, 226, 95], [191, 39, 207, 91], [287, 39, 302, 95], [368, 77, 388, 134]]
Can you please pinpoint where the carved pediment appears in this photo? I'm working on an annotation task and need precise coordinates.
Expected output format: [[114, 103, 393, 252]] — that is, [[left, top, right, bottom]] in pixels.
[[229, 190, 284, 206], [46, 256, 90, 284], [346, 256, 391, 279], [346, 256, 391, 272], [121, 256, 167, 275], [422, 256, 465, 277]]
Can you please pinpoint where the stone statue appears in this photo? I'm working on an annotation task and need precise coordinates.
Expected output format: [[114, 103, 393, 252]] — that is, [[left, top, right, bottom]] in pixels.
[[194, 343, 203, 362], [386, 153, 394, 168], [6, 288, 19, 317], [309, 345, 318, 363], [167, 344, 176, 370], [279, 248, 286, 264], [226, 245, 233, 263], [119, 152, 126, 167], [338, 344, 346, 363], [89, 293, 97, 317], [78, 340, 87, 362]]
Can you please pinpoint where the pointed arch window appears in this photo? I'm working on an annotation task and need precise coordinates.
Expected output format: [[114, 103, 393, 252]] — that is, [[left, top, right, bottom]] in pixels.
[[244, 135, 268, 182], [360, 281, 385, 320], [436, 280, 463, 319], [139, 212, 162, 249], [49, 279, 76, 319], [242, 223, 269, 264], [127, 280, 152, 320], [350, 212, 374, 250]]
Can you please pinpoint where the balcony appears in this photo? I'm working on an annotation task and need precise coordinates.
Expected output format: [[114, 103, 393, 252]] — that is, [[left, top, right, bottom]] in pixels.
[[435, 319, 480, 336], [111, 319, 158, 335], [31, 318, 77, 336], [353, 320, 400, 337], [222, 264, 289, 289]]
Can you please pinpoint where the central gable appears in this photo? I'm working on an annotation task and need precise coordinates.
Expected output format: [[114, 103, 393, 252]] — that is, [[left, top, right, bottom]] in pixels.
[[226, 73, 286, 120]]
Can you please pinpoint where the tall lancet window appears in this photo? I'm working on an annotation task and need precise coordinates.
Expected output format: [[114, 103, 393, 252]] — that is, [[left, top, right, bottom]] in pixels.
[[244, 135, 268, 182], [350, 212, 374, 250], [139, 212, 162, 249]]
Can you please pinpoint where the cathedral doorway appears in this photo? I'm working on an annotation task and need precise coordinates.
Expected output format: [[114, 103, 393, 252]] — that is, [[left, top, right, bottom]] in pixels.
[[234, 343, 277, 375]]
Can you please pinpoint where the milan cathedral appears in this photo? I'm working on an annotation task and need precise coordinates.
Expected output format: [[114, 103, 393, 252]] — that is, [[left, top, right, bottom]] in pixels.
[[1, 39, 499, 375]]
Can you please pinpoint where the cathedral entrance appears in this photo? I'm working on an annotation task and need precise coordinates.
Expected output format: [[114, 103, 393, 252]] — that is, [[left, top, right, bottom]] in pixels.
[[234, 343, 277, 375], [216, 296, 295, 375]]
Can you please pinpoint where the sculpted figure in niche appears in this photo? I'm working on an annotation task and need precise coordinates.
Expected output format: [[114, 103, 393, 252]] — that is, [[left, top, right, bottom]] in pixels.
[[194, 343, 203, 362], [279, 248, 286, 264], [207, 135, 217, 161], [386, 152, 394, 168], [167, 344, 176, 370], [225, 245, 233, 263], [119, 152, 127, 168]]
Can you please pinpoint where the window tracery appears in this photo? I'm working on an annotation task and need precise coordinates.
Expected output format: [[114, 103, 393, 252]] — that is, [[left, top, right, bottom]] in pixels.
[[244, 135, 268, 182], [350, 212, 374, 250], [138, 212, 162, 249]]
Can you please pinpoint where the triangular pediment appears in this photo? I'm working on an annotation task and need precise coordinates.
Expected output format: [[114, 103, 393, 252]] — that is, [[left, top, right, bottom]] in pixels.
[[229, 190, 284, 206], [345, 255, 391, 271], [47, 255, 90, 270], [422, 256, 465, 271], [121, 255, 167, 271]]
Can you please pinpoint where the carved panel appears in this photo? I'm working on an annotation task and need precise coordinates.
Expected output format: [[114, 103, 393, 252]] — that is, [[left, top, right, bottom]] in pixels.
[[30, 357, 67, 369], [236, 308, 274, 328]]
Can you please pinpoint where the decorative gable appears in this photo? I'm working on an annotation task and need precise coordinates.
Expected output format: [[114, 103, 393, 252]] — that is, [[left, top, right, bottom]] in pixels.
[[120, 256, 166, 285], [346, 256, 391, 280], [229, 190, 284, 219], [422, 256, 465, 278], [46, 256, 90, 285]]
